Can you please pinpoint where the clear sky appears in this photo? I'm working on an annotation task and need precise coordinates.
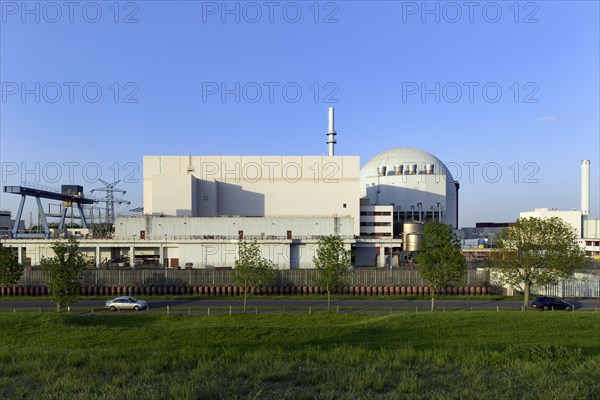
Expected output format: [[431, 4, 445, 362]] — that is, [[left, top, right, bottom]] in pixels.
[[1, 0, 599, 228]]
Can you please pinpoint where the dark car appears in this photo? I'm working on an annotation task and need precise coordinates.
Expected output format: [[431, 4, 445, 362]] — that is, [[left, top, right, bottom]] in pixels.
[[531, 296, 573, 311]]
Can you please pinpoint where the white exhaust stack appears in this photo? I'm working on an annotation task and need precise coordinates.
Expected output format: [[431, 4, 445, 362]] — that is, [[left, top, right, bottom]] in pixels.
[[581, 160, 590, 216], [326, 107, 336, 156]]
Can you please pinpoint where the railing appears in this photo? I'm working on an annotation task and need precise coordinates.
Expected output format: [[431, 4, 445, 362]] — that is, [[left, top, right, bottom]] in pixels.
[[15, 269, 490, 287], [535, 273, 600, 298], [112, 235, 356, 241], [14, 269, 600, 297]]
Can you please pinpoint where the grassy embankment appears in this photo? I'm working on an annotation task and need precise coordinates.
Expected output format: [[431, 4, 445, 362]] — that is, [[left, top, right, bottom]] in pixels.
[[1, 312, 599, 399]]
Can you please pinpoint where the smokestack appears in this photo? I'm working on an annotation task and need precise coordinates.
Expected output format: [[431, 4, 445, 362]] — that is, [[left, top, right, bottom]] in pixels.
[[581, 160, 590, 216], [326, 107, 336, 156]]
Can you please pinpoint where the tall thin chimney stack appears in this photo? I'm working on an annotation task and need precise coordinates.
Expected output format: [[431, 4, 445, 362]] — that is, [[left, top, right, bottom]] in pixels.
[[581, 160, 590, 216], [326, 107, 336, 156]]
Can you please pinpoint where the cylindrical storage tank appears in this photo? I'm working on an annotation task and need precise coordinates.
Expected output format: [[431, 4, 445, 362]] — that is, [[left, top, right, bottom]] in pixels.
[[377, 165, 387, 176], [394, 165, 403, 175], [403, 222, 424, 252], [425, 164, 434, 174]]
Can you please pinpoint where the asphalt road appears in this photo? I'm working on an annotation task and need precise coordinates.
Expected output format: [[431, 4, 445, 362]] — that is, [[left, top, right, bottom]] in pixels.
[[2, 298, 600, 311]]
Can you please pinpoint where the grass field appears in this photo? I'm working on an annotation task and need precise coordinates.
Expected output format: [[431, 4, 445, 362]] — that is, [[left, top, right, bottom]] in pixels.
[[1, 312, 599, 399]]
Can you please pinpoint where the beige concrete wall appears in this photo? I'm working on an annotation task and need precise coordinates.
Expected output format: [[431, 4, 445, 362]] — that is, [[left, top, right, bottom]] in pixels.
[[151, 174, 194, 216], [360, 205, 393, 236], [520, 208, 583, 238], [114, 215, 355, 240], [144, 155, 360, 234], [584, 218, 600, 239]]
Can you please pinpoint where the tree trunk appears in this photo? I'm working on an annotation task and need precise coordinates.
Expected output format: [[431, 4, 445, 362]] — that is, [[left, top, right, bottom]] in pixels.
[[430, 290, 435, 312], [523, 281, 530, 312], [56, 301, 61, 313], [327, 289, 331, 312], [243, 289, 248, 314]]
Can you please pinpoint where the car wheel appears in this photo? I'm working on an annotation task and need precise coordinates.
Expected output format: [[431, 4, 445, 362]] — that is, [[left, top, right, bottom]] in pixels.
[[133, 305, 140, 311], [109, 306, 117, 312], [542, 305, 549, 311]]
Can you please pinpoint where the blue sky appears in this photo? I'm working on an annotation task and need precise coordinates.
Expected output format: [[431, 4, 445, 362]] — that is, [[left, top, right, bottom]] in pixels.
[[1, 0, 598, 227]]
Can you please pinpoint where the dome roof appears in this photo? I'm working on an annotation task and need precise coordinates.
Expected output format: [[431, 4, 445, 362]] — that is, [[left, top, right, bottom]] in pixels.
[[360, 147, 454, 180]]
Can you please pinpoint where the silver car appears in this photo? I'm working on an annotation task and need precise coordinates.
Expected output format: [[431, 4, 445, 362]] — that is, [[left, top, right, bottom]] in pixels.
[[105, 296, 148, 311]]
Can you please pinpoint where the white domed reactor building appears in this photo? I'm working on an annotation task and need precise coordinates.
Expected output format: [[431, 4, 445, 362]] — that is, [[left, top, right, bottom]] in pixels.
[[355, 148, 459, 266]]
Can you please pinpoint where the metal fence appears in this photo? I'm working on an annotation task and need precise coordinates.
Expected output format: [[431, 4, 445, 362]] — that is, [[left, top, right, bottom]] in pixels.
[[16, 268, 490, 287], [536, 273, 600, 298]]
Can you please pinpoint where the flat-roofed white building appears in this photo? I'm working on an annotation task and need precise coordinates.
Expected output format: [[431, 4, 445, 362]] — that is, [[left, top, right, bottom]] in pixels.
[[520, 208, 583, 238], [144, 155, 360, 235], [112, 214, 355, 269]]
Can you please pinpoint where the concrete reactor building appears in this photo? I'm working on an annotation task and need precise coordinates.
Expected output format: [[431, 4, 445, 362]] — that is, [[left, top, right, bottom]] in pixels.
[[115, 108, 460, 268], [4, 108, 461, 269]]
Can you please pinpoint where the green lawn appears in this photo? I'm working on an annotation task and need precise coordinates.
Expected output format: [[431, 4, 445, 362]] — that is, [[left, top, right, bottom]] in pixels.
[[1, 312, 599, 399]]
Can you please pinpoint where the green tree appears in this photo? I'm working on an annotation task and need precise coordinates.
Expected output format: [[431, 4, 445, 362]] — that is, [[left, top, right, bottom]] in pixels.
[[414, 220, 466, 312], [491, 217, 588, 310], [313, 235, 352, 312], [40, 239, 88, 312], [233, 241, 276, 313], [0, 245, 22, 286]]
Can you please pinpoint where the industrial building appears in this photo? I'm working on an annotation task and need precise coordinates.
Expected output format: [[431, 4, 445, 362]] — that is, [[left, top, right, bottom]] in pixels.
[[1, 108, 463, 268], [2, 109, 597, 267], [520, 160, 600, 258], [0, 210, 24, 238]]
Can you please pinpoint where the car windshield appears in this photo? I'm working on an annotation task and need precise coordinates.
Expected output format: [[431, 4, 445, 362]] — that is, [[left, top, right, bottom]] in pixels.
[[130, 298, 137, 302]]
